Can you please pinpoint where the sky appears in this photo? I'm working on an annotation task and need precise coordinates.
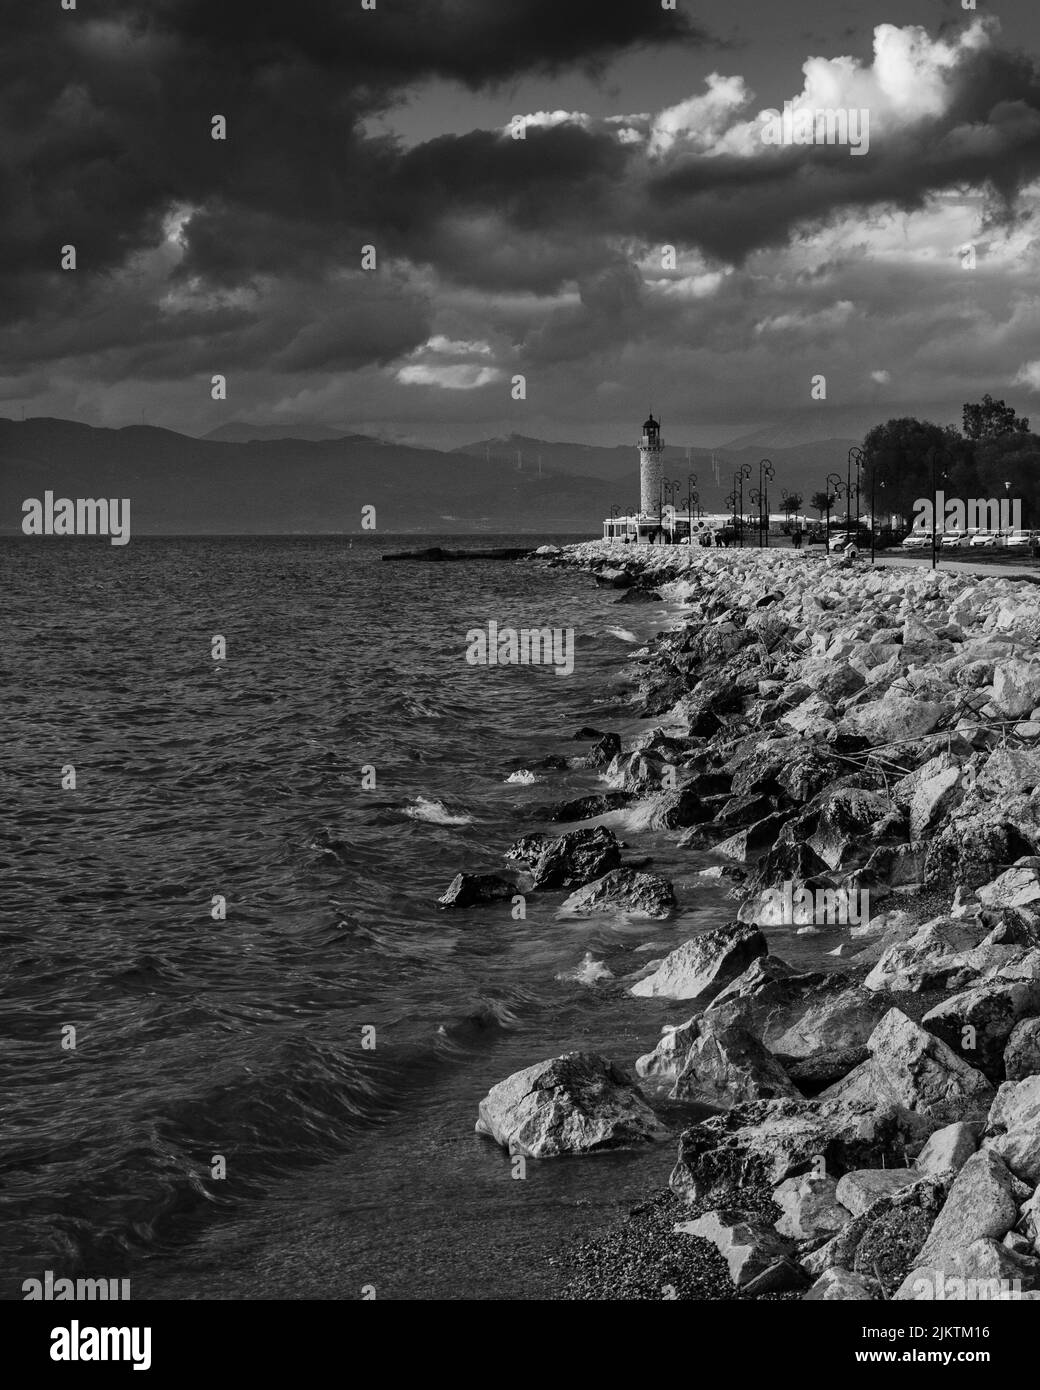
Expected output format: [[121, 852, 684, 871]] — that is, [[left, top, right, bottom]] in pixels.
[[4, 0, 1040, 447]]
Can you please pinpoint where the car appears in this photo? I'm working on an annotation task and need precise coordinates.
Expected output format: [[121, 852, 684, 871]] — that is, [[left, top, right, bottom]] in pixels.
[[1004, 530, 1034, 549], [940, 530, 966, 548], [901, 530, 932, 549], [969, 531, 998, 548], [828, 531, 850, 552]]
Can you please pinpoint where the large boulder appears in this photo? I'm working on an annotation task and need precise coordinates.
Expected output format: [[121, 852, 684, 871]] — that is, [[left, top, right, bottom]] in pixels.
[[986, 1075, 1040, 1184], [772, 1174, 852, 1241], [992, 659, 1040, 719], [557, 868, 676, 919], [922, 980, 1040, 1079], [914, 1122, 979, 1181], [864, 918, 991, 993], [802, 1177, 944, 1292], [635, 1007, 799, 1108], [670, 1097, 908, 1205], [437, 872, 517, 908], [629, 922, 766, 1002], [835, 1168, 921, 1217], [841, 691, 947, 747], [977, 862, 1040, 913], [1004, 1018, 1040, 1082], [474, 1052, 667, 1157], [674, 1210, 792, 1288], [821, 1009, 995, 1131], [895, 1239, 1040, 1300], [508, 826, 622, 890], [916, 1150, 1020, 1269]]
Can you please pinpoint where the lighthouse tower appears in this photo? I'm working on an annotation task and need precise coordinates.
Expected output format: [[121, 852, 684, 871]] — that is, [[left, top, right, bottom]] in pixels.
[[639, 413, 664, 518]]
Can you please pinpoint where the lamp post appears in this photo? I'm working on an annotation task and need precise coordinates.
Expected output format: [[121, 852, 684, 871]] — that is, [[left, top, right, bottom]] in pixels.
[[682, 491, 699, 544], [749, 488, 763, 547], [848, 447, 864, 529], [725, 490, 737, 545], [687, 472, 698, 540], [826, 472, 844, 552], [757, 458, 774, 548], [926, 446, 946, 571], [734, 463, 752, 547]]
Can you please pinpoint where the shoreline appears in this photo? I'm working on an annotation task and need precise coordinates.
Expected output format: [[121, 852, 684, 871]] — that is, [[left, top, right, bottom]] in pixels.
[[499, 539, 1040, 1301]]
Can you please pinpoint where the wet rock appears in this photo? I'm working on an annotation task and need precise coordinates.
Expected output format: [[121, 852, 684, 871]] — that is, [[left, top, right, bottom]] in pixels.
[[712, 812, 790, 864], [540, 791, 634, 822], [474, 1052, 667, 1158], [558, 868, 676, 919], [630, 922, 767, 1002], [673, 1210, 792, 1288], [508, 826, 622, 890], [437, 872, 518, 908], [614, 587, 662, 604], [822, 1008, 995, 1131]]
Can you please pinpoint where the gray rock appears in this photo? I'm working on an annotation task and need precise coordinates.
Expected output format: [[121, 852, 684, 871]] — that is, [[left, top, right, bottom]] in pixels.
[[835, 1168, 921, 1217], [803, 1268, 879, 1301], [670, 1097, 908, 1205], [986, 1075, 1040, 1184], [1004, 1017, 1040, 1082], [922, 980, 1040, 1078], [822, 1008, 995, 1130], [674, 1209, 791, 1288], [636, 1007, 798, 1107], [917, 1150, 1019, 1268], [863, 918, 991, 993], [992, 659, 1040, 719], [977, 862, 1040, 913], [914, 1122, 979, 1180], [557, 867, 676, 919], [474, 1051, 667, 1157], [629, 922, 766, 1001], [772, 1174, 852, 1240], [437, 872, 517, 908], [842, 692, 947, 746], [507, 826, 622, 890]]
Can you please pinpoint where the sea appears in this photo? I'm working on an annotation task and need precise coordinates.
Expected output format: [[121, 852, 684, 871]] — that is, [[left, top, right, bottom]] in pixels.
[[1, 533, 833, 1301]]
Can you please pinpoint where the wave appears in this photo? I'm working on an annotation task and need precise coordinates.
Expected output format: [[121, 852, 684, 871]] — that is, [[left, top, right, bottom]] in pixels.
[[403, 796, 474, 826], [504, 769, 540, 785], [554, 952, 614, 986]]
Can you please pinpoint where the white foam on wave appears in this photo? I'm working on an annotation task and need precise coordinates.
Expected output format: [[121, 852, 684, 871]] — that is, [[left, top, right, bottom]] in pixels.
[[505, 769, 540, 785], [604, 626, 638, 643], [404, 796, 474, 826], [555, 952, 614, 986]]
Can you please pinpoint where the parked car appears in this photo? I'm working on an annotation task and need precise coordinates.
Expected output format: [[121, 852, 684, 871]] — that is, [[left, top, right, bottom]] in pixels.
[[827, 531, 850, 552], [1003, 530, 1035, 549], [901, 530, 932, 549], [940, 530, 966, 549], [969, 531, 999, 548]]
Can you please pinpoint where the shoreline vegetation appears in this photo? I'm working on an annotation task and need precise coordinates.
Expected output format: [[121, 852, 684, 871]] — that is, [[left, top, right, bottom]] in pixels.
[[474, 540, 1040, 1301]]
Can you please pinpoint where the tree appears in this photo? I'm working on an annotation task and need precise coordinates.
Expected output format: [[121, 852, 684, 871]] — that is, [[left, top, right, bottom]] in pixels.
[[780, 492, 803, 522], [810, 490, 831, 521], [963, 394, 1029, 442], [861, 418, 969, 525]]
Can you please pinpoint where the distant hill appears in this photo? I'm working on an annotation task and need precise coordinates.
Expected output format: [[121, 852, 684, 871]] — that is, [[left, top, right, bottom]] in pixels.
[[720, 403, 961, 452], [201, 421, 357, 443], [0, 419, 621, 535]]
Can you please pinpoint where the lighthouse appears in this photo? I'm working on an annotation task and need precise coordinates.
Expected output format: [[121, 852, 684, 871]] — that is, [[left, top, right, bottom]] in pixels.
[[639, 413, 664, 519]]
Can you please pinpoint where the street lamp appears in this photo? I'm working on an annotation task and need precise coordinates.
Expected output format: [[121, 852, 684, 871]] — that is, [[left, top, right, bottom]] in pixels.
[[733, 463, 752, 547], [926, 446, 946, 571], [725, 490, 737, 544], [848, 446, 864, 529], [758, 458, 774, 548], [826, 472, 845, 552], [687, 472, 698, 539]]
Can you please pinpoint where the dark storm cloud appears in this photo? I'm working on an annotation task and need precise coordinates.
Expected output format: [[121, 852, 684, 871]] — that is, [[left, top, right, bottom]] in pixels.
[[6, 0, 1040, 389]]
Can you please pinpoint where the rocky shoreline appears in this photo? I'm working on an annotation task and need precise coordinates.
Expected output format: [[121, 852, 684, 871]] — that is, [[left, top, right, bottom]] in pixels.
[[459, 540, 1040, 1300]]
